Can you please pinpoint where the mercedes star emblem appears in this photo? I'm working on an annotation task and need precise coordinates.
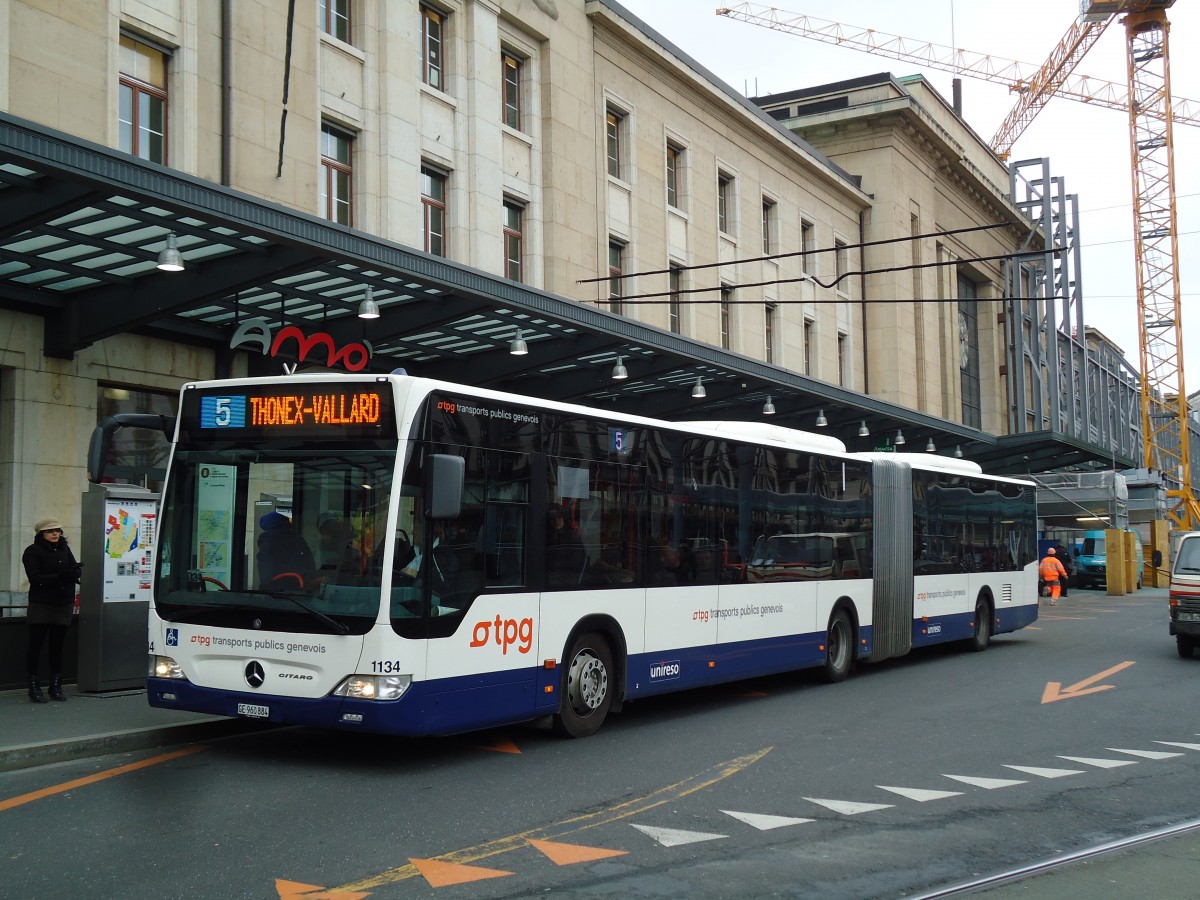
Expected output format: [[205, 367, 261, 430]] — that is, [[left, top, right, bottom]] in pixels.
[[245, 661, 265, 688]]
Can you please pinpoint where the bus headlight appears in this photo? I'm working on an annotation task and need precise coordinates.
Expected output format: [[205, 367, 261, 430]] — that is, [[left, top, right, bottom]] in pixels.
[[150, 655, 188, 680], [331, 674, 411, 701]]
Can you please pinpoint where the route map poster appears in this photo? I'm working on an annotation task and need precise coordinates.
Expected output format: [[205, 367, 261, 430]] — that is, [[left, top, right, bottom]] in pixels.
[[196, 465, 236, 588], [103, 497, 157, 601]]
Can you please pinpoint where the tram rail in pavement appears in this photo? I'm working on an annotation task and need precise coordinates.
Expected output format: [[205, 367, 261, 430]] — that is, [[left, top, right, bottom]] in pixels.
[[910, 817, 1200, 898]]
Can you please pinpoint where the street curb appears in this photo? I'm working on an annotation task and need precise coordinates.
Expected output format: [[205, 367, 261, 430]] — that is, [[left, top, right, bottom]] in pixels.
[[0, 718, 268, 773]]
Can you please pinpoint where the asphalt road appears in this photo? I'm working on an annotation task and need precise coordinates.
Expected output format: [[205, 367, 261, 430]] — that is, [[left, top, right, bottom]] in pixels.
[[3, 588, 1197, 899]]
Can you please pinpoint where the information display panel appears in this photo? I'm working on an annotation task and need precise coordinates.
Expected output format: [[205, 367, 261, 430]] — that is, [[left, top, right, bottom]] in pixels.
[[178, 382, 396, 442]]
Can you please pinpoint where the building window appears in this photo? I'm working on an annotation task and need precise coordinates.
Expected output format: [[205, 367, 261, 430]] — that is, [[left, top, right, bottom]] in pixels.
[[837, 332, 848, 387], [422, 165, 447, 256], [421, 6, 444, 90], [717, 173, 733, 234], [803, 319, 814, 375], [320, 124, 353, 225], [959, 276, 982, 428], [912, 214, 925, 408], [720, 286, 732, 350], [764, 302, 776, 364], [119, 35, 168, 164], [835, 239, 850, 294], [666, 143, 684, 209], [503, 200, 523, 282], [319, 0, 350, 42], [800, 219, 815, 274], [606, 108, 624, 179], [669, 265, 682, 334], [608, 241, 625, 314], [762, 198, 776, 254], [502, 52, 522, 129]]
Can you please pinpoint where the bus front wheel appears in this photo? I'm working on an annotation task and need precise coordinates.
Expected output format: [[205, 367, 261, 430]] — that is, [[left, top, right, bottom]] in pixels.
[[1178, 635, 1196, 659], [822, 610, 853, 683], [553, 632, 613, 738]]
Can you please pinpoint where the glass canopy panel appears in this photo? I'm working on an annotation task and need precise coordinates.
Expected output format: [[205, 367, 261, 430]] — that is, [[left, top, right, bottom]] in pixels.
[[70, 215, 141, 236]]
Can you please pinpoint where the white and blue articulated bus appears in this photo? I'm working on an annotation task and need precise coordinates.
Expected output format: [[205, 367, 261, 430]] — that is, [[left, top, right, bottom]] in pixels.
[[103, 373, 1038, 738]]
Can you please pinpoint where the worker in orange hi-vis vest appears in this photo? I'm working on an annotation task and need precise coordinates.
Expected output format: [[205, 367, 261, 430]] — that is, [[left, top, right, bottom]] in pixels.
[[1039, 547, 1068, 606]]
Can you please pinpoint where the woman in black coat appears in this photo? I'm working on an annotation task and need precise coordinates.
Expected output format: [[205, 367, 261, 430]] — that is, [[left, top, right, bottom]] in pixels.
[[23, 517, 81, 703]]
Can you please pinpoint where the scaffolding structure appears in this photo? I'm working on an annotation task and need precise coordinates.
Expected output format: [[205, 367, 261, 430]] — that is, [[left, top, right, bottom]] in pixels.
[[1005, 157, 1142, 467]]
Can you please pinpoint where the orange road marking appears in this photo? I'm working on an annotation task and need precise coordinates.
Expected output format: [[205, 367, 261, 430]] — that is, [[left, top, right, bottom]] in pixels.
[[273, 880, 370, 900], [275, 880, 327, 898], [473, 737, 522, 754], [1042, 661, 1136, 704], [410, 858, 513, 887], [319, 746, 771, 892], [0, 746, 204, 813], [528, 838, 628, 865]]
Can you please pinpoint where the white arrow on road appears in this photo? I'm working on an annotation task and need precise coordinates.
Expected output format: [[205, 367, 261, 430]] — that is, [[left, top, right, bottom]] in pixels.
[[802, 798, 893, 815], [632, 824, 726, 847], [1004, 764, 1084, 778], [876, 786, 963, 802], [942, 774, 1027, 789], [722, 810, 814, 830]]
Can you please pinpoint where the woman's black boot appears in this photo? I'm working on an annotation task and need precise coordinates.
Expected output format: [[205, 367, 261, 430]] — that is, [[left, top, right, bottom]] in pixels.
[[49, 675, 67, 701], [28, 678, 48, 704]]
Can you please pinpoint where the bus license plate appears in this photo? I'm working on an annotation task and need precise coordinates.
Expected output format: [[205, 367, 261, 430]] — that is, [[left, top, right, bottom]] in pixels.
[[237, 703, 270, 719]]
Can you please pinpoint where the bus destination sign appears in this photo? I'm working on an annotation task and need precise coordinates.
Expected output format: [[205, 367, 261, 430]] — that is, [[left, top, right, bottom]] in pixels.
[[183, 384, 395, 440]]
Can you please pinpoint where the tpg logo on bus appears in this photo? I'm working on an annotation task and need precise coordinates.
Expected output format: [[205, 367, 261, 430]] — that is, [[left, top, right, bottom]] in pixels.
[[469, 615, 534, 654]]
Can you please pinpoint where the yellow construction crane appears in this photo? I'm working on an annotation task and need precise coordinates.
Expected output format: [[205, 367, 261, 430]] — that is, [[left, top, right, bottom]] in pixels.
[[717, 1, 1200, 529]]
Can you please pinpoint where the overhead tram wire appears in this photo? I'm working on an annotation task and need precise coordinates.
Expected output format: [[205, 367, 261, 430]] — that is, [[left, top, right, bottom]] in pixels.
[[590, 247, 1063, 305], [578, 221, 1016, 289]]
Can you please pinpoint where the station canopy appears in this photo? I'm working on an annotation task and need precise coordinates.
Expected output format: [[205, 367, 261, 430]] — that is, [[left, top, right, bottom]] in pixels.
[[0, 113, 1135, 477]]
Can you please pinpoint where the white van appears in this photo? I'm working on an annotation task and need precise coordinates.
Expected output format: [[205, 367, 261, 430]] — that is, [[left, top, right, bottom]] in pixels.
[[1168, 532, 1200, 658]]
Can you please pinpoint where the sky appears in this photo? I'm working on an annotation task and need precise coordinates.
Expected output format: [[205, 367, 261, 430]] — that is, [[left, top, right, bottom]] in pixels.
[[618, 0, 1200, 389]]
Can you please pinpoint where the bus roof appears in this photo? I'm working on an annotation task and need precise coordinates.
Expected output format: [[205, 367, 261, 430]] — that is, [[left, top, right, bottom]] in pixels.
[[179, 373, 1024, 482]]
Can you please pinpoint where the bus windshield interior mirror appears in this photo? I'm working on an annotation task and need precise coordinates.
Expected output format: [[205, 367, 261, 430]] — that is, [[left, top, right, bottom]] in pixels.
[[426, 454, 465, 519]]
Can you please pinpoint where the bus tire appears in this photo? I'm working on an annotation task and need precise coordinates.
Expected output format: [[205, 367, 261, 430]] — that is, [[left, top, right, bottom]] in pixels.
[[1178, 635, 1196, 659], [970, 598, 992, 652], [553, 632, 613, 738], [822, 610, 853, 683]]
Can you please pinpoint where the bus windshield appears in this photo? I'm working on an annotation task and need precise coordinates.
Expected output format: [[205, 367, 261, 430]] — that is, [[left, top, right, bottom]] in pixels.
[[155, 444, 396, 635]]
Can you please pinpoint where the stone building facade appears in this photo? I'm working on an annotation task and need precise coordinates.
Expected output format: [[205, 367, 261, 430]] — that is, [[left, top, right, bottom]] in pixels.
[[0, 0, 1036, 609]]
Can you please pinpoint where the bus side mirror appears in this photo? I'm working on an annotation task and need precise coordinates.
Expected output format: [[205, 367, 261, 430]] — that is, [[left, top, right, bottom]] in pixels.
[[1153, 549, 1163, 568], [87, 414, 175, 483], [426, 454, 464, 519]]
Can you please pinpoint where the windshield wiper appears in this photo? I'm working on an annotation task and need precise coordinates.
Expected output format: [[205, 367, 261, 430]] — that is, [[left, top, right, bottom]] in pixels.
[[261, 591, 350, 635], [162, 591, 349, 635], [158, 602, 262, 620]]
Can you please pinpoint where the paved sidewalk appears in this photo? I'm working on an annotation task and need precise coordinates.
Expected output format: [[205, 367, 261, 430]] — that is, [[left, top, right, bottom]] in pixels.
[[0, 684, 257, 772]]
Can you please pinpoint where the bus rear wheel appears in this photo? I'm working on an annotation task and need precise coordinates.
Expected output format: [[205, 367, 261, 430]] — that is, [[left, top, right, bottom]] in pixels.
[[822, 610, 853, 683], [553, 632, 613, 738], [969, 598, 992, 652], [1178, 635, 1196, 659]]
